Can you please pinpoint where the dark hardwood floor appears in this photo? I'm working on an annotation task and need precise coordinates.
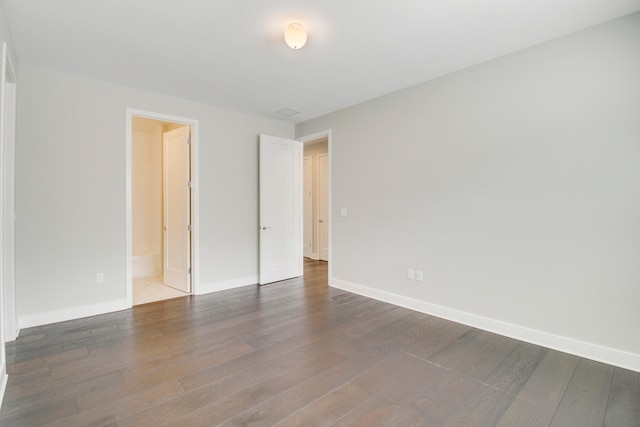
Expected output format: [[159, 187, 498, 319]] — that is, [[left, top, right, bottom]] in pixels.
[[2, 259, 639, 426]]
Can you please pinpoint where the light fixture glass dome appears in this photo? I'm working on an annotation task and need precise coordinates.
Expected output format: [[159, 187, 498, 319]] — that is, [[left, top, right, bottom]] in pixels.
[[284, 23, 307, 49]]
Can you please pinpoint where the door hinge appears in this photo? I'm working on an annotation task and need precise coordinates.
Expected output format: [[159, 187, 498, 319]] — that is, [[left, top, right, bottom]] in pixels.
[[187, 136, 192, 145], [187, 180, 192, 188], [188, 267, 192, 274], [188, 224, 192, 232]]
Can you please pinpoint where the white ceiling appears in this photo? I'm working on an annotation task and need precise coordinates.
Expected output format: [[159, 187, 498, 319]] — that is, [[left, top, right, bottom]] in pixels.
[[4, 0, 640, 123]]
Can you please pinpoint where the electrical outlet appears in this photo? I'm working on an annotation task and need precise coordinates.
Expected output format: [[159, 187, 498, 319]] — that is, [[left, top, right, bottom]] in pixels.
[[96, 273, 104, 284], [407, 268, 414, 280], [416, 270, 423, 282]]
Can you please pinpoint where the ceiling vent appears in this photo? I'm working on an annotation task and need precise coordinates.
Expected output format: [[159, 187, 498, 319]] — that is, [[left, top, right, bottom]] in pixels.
[[276, 108, 300, 117]]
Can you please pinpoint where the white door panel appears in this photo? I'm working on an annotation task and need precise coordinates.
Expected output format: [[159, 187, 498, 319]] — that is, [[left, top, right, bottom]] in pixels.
[[259, 134, 302, 284], [163, 126, 191, 292]]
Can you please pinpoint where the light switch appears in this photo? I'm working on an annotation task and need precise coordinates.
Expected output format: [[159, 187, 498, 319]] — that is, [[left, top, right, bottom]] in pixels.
[[340, 208, 348, 217]]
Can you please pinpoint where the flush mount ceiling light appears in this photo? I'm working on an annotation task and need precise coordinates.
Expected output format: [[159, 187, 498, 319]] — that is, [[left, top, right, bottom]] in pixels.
[[284, 23, 307, 49]]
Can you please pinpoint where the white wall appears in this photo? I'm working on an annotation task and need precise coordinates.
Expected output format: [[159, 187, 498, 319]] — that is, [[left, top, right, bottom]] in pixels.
[[132, 119, 163, 260], [297, 13, 640, 370], [15, 64, 294, 325], [131, 120, 164, 278]]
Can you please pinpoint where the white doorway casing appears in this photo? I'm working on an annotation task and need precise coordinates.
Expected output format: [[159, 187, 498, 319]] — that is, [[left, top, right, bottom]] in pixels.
[[1, 43, 16, 341], [126, 109, 199, 306]]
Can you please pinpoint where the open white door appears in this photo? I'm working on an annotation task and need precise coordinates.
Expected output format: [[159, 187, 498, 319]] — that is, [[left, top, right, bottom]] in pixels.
[[163, 126, 191, 292], [259, 134, 302, 285]]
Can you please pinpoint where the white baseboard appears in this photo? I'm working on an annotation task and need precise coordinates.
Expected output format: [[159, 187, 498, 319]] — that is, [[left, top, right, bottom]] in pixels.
[[0, 371, 7, 410], [16, 275, 259, 329], [18, 299, 130, 330], [197, 276, 258, 295], [132, 254, 160, 278], [4, 326, 19, 342], [330, 277, 640, 373]]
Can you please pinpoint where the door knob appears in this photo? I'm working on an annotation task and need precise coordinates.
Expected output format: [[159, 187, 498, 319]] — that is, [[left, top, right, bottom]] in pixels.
[[260, 226, 272, 230]]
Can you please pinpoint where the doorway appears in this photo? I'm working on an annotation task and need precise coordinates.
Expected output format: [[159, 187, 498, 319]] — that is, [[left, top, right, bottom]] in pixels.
[[302, 137, 328, 262], [257, 130, 331, 285], [299, 130, 331, 271], [126, 110, 199, 306]]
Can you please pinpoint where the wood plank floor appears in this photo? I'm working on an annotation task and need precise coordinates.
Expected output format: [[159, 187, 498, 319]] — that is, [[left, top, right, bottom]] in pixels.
[[2, 259, 639, 426]]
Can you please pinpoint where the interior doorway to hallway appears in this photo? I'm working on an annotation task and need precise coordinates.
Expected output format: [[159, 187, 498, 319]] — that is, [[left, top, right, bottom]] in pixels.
[[127, 111, 199, 306], [302, 137, 328, 262], [299, 130, 331, 273]]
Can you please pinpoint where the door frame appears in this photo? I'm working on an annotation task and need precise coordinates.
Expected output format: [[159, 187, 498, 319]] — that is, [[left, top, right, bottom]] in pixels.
[[125, 109, 200, 306], [1, 43, 17, 344], [297, 130, 332, 274], [0, 41, 17, 406]]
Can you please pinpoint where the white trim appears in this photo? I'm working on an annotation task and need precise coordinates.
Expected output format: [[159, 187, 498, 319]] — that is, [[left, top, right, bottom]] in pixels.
[[0, 41, 17, 411], [1, 80, 16, 342], [0, 371, 7, 410], [18, 299, 130, 330], [196, 276, 258, 295], [330, 277, 640, 373], [298, 130, 331, 145], [126, 108, 200, 305], [126, 114, 133, 306]]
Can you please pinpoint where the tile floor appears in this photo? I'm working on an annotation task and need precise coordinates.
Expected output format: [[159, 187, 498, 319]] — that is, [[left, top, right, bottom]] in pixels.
[[132, 275, 189, 305]]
